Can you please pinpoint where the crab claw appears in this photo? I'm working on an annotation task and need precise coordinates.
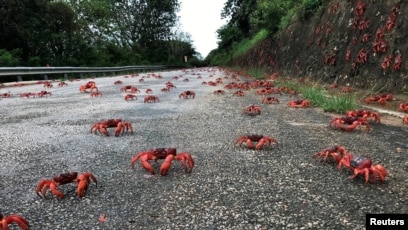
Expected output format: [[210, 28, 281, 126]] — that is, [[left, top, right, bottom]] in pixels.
[[0, 214, 29, 230], [76, 172, 97, 198], [35, 180, 64, 199], [370, 165, 388, 183], [131, 152, 157, 175], [255, 137, 279, 150], [337, 153, 354, 171], [160, 154, 174, 176], [90, 124, 109, 136], [115, 122, 124, 137], [174, 152, 195, 173]]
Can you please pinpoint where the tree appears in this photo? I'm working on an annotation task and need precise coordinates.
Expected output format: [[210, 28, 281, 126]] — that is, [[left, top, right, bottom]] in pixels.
[[167, 26, 197, 64], [221, 0, 257, 38], [216, 25, 244, 51], [0, 0, 189, 66], [0, 0, 51, 64]]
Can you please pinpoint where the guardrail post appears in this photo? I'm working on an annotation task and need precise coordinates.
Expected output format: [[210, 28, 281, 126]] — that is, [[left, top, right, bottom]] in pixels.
[[44, 74, 48, 80], [17, 76, 23, 82], [80, 73, 84, 79], [64, 74, 68, 81]]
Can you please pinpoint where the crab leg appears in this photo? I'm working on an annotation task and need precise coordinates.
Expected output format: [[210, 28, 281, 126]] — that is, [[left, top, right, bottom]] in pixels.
[[351, 168, 370, 183], [1, 215, 29, 230], [39, 181, 64, 199]]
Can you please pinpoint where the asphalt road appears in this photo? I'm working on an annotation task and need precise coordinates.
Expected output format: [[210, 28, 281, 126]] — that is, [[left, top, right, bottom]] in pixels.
[[0, 67, 407, 229]]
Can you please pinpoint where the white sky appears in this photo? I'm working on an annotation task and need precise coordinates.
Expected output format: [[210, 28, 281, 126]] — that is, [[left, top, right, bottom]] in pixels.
[[177, 0, 228, 58]]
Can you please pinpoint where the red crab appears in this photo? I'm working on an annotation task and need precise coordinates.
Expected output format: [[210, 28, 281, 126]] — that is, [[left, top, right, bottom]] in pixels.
[[257, 87, 281, 95], [345, 109, 380, 123], [338, 154, 388, 183], [131, 148, 194, 176], [35, 172, 97, 198], [312, 145, 347, 162], [345, 49, 351, 61], [403, 115, 408, 125], [37, 91, 52, 97], [19, 92, 36, 98], [400, 103, 408, 113], [330, 116, 370, 132], [243, 104, 261, 115], [341, 87, 353, 93], [165, 82, 176, 89], [233, 90, 244, 97], [121, 85, 140, 93], [0, 93, 12, 98], [287, 99, 310, 108], [261, 97, 280, 104], [0, 212, 29, 230], [372, 39, 388, 54], [145, 88, 153, 94], [234, 134, 279, 150], [393, 54, 402, 71], [124, 94, 137, 100], [179, 90, 195, 99], [79, 81, 98, 93], [381, 55, 393, 70], [354, 0, 366, 16], [144, 95, 160, 103], [43, 82, 53, 88], [114, 80, 123, 85], [213, 89, 225, 95], [364, 94, 393, 104], [90, 92, 102, 97], [329, 83, 338, 89], [91, 118, 134, 137], [58, 81, 68, 87]]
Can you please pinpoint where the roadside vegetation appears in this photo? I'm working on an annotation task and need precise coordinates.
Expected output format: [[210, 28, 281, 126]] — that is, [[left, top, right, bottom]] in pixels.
[[207, 0, 325, 66], [276, 80, 358, 114], [232, 65, 359, 113], [0, 0, 199, 67]]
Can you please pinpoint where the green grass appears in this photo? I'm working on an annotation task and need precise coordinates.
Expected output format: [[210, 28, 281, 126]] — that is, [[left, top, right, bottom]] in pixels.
[[276, 79, 358, 113], [246, 67, 266, 79], [232, 29, 269, 58], [320, 94, 358, 113]]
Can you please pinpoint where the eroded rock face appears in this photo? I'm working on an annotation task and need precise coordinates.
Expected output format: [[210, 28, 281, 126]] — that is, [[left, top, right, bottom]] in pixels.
[[231, 1, 407, 92]]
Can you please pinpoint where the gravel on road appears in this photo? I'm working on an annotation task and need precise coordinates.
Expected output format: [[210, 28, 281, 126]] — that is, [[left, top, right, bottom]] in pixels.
[[0, 68, 407, 230]]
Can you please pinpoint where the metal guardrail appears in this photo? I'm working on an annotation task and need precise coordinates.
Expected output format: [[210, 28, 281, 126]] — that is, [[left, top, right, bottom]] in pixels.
[[0, 65, 168, 82]]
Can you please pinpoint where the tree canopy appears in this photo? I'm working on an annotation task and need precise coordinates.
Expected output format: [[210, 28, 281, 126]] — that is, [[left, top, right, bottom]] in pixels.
[[0, 0, 197, 66], [210, 0, 323, 65]]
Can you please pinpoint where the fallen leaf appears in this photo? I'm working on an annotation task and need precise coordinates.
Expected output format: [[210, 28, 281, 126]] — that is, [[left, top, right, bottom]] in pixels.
[[99, 214, 106, 222]]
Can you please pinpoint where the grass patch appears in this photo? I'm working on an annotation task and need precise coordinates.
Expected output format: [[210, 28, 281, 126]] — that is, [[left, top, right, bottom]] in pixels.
[[276, 79, 358, 113], [232, 29, 269, 58], [299, 85, 326, 105], [246, 67, 266, 79], [320, 94, 358, 113]]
